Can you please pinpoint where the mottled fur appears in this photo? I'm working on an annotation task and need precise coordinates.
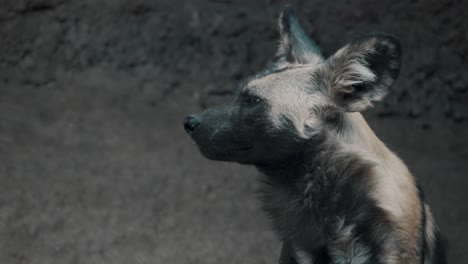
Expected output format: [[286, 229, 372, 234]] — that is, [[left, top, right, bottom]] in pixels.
[[184, 5, 446, 264]]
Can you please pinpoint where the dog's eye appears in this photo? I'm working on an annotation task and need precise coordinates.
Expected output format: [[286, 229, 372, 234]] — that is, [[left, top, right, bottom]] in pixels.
[[245, 96, 262, 105]]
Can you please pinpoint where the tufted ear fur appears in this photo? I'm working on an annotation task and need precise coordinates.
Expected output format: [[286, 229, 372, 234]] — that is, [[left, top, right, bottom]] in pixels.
[[275, 6, 323, 66], [318, 33, 401, 112]]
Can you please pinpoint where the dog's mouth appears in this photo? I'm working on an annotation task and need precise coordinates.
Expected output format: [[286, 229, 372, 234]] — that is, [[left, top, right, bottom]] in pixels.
[[190, 137, 252, 151], [195, 143, 254, 162], [188, 125, 254, 162], [232, 145, 253, 151]]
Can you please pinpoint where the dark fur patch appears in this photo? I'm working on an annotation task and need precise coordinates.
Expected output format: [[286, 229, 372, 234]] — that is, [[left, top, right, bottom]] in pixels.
[[417, 181, 448, 264], [432, 232, 448, 264]]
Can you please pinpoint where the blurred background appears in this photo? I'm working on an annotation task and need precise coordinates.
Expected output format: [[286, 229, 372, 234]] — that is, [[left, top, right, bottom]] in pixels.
[[0, 0, 467, 263]]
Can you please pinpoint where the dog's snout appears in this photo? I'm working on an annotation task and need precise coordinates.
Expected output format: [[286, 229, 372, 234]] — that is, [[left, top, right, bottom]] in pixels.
[[184, 115, 200, 133]]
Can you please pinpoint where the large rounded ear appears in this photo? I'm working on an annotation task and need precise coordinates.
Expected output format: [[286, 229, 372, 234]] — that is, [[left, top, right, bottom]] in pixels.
[[275, 6, 323, 66], [319, 33, 401, 112]]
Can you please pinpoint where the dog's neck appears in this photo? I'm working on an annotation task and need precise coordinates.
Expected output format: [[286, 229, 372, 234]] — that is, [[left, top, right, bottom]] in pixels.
[[255, 139, 332, 187], [255, 112, 388, 185], [254, 113, 386, 188], [255, 133, 375, 253], [338, 112, 390, 160]]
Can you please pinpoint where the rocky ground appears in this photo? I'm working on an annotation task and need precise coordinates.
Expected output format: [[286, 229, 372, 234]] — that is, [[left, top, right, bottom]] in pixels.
[[0, 0, 467, 263]]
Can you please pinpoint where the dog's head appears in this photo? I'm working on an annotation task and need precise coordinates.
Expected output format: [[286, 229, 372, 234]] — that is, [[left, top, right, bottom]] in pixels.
[[184, 6, 401, 166]]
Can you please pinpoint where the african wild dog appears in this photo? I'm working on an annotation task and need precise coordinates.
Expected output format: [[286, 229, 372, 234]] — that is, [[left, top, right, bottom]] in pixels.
[[183, 6, 446, 264]]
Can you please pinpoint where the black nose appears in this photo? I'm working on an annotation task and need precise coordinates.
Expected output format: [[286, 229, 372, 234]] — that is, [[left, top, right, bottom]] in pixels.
[[184, 115, 200, 133]]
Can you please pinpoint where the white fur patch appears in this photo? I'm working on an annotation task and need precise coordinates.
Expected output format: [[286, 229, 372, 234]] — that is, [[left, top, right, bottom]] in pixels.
[[424, 205, 437, 264], [294, 249, 314, 264], [247, 66, 327, 138], [329, 219, 371, 264], [335, 60, 377, 87]]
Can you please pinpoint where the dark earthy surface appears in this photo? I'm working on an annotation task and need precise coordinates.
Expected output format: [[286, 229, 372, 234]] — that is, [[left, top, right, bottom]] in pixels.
[[0, 0, 467, 263]]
